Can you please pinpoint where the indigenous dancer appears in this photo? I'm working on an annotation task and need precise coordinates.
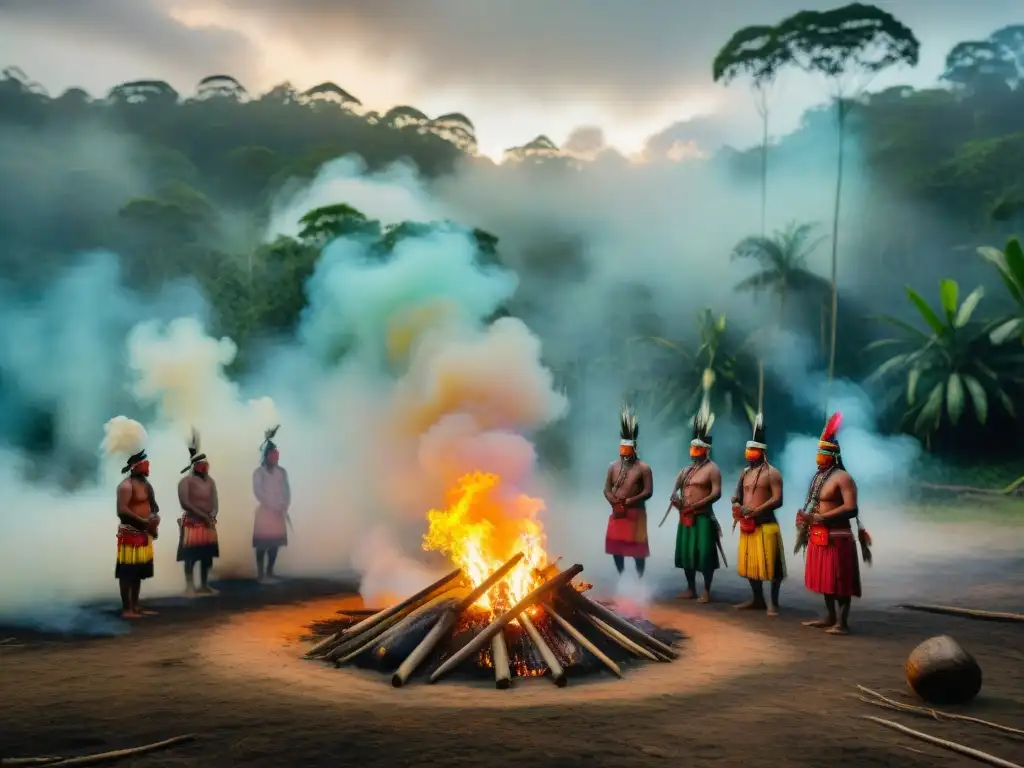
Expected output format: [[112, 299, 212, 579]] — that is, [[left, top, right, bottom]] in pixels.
[[176, 430, 219, 596], [795, 412, 870, 635], [603, 407, 653, 577], [668, 401, 722, 602], [107, 417, 160, 619], [253, 426, 291, 582], [732, 412, 786, 615]]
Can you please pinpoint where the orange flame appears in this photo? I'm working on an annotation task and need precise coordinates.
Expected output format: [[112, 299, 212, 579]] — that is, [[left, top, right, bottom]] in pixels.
[[422, 471, 546, 613]]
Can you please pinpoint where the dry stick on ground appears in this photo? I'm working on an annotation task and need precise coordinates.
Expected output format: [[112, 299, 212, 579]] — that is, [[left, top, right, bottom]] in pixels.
[[3, 735, 197, 768], [897, 604, 1024, 623], [857, 686, 1024, 739], [863, 716, 1023, 768]]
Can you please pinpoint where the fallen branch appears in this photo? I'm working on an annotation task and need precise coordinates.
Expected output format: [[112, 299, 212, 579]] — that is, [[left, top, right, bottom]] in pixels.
[[857, 686, 1024, 739], [863, 716, 1023, 768], [898, 604, 1024, 623], [3, 735, 197, 768]]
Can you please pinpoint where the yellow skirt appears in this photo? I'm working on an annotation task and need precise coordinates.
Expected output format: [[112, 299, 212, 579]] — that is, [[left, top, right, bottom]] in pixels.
[[737, 522, 786, 582]]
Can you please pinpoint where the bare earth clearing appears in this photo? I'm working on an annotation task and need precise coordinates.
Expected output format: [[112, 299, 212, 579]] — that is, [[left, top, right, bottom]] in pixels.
[[2, 524, 1023, 768]]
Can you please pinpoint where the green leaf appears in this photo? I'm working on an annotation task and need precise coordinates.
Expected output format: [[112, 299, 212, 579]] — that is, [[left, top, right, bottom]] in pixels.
[[996, 387, 1016, 418], [914, 381, 945, 435], [953, 286, 984, 328], [866, 353, 910, 383], [990, 318, 1024, 345], [907, 367, 921, 405], [939, 279, 959, 323], [863, 338, 905, 353], [905, 286, 947, 335], [1003, 238, 1024, 301], [979, 244, 1024, 304], [946, 373, 965, 425], [962, 375, 988, 425], [867, 313, 931, 340]]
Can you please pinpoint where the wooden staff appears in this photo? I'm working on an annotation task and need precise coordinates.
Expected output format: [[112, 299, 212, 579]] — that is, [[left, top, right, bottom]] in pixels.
[[429, 564, 584, 683], [564, 589, 679, 659], [541, 602, 621, 677], [519, 614, 566, 687], [898, 604, 1024, 623], [390, 552, 525, 687], [863, 716, 1023, 768]]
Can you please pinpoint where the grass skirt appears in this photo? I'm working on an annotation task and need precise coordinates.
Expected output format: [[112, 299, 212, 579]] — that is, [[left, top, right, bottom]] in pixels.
[[604, 507, 650, 558], [804, 527, 861, 597], [115, 529, 154, 580], [674, 514, 719, 572], [737, 522, 787, 582], [177, 518, 219, 564]]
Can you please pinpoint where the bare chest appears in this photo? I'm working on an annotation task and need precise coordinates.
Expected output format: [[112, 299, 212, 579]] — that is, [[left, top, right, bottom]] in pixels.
[[742, 470, 772, 499], [611, 461, 644, 492], [188, 477, 214, 508]]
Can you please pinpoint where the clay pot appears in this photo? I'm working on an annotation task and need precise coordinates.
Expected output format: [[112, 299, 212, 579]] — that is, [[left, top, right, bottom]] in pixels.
[[905, 635, 982, 705]]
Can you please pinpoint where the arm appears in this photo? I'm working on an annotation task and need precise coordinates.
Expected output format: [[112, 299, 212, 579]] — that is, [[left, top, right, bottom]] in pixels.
[[252, 468, 265, 505], [624, 464, 653, 507], [817, 473, 858, 522], [210, 479, 219, 521], [603, 465, 616, 505], [281, 469, 291, 509], [730, 470, 745, 505], [750, 468, 784, 519], [689, 466, 722, 515]]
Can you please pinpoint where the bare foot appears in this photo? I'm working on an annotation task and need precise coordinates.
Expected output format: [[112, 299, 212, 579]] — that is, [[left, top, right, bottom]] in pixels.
[[733, 600, 765, 611], [801, 619, 835, 628], [766, 605, 779, 617], [825, 625, 850, 635], [196, 586, 219, 596], [121, 610, 142, 619], [677, 590, 696, 600], [137, 608, 159, 616], [697, 591, 711, 604]]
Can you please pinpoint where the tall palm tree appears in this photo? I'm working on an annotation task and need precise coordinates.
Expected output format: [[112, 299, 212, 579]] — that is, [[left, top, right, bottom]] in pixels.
[[978, 236, 1024, 346], [865, 279, 1022, 446]]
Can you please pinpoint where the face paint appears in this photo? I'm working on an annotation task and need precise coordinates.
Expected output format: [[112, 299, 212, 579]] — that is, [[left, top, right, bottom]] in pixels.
[[133, 460, 150, 477], [690, 446, 707, 459], [266, 449, 279, 466], [194, 461, 210, 474], [816, 452, 834, 470], [619, 445, 635, 457], [744, 448, 763, 464]]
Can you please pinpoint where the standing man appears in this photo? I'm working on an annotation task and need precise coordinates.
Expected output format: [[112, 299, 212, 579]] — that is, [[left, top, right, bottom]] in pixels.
[[177, 430, 220, 596], [603, 407, 653, 577], [253, 426, 291, 582], [732, 413, 786, 615], [109, 417, 160, 619], [668, 402, 721, 603], [796, 412, 864, 636]]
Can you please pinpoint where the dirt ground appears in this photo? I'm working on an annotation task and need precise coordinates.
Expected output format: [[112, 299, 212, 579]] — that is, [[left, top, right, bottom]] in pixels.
[[2, 551, 1023, 768]]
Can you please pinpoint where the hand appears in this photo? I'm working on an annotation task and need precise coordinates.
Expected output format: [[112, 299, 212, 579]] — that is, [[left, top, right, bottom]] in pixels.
[[742, 506, 755, 518], [811, 513, 823, 524]]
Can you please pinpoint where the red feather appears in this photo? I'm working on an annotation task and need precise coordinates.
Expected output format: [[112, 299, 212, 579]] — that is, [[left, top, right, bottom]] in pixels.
[[821, 411, 843, 442]]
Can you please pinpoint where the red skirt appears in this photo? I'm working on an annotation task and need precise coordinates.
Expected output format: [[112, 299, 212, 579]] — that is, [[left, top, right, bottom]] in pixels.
[[605, 507, 650, 558], [803, 527, 861, 598]]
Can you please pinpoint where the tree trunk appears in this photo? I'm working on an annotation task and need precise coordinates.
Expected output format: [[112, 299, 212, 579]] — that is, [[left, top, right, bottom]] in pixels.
[[827, 100, 846, 384]]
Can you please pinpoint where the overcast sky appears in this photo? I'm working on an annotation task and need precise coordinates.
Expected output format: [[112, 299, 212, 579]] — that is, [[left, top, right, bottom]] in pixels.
[[1, 0, 1021, 158]]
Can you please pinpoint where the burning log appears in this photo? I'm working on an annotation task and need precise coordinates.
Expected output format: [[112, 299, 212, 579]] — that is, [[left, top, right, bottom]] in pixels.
[[306, 567, 463, 658], [541, 602, 621, 678], [518, 614, 566, 687], [332, 592, 465, 665], [580, 612, 661, 662], [565, 589, 679, 660], [491, 630, 511, 689], [390, 552, 525, 687], [429, 564, 584, 683]]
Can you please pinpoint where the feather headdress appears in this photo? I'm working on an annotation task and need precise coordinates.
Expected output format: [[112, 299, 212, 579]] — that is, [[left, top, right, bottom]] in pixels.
[[102, 416, 149, 474], [691, 369, 715, 448], [619, 406, 638, 447], [818, 412, 842, 455], [747, 412, 767, 450], [261, 424, 280, 463], [180, 428, 208, 474]]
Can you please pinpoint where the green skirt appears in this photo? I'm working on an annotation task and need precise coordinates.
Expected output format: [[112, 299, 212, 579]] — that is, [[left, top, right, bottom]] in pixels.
[[674, 514, 720, 572]]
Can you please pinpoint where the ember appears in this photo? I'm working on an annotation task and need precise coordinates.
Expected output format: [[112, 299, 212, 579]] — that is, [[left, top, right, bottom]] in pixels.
[[303, 472, 683, 688]]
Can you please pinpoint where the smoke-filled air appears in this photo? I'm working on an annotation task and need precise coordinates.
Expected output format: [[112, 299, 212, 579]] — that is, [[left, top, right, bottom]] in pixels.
[[1, 6, 1023, 637]]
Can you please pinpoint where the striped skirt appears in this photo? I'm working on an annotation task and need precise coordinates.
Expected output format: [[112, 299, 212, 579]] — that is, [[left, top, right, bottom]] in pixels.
[[115, 527, 154, 580]]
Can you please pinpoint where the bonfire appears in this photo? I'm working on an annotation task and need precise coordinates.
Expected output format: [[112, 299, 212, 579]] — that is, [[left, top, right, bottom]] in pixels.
[[304, 472, 682, 688]]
